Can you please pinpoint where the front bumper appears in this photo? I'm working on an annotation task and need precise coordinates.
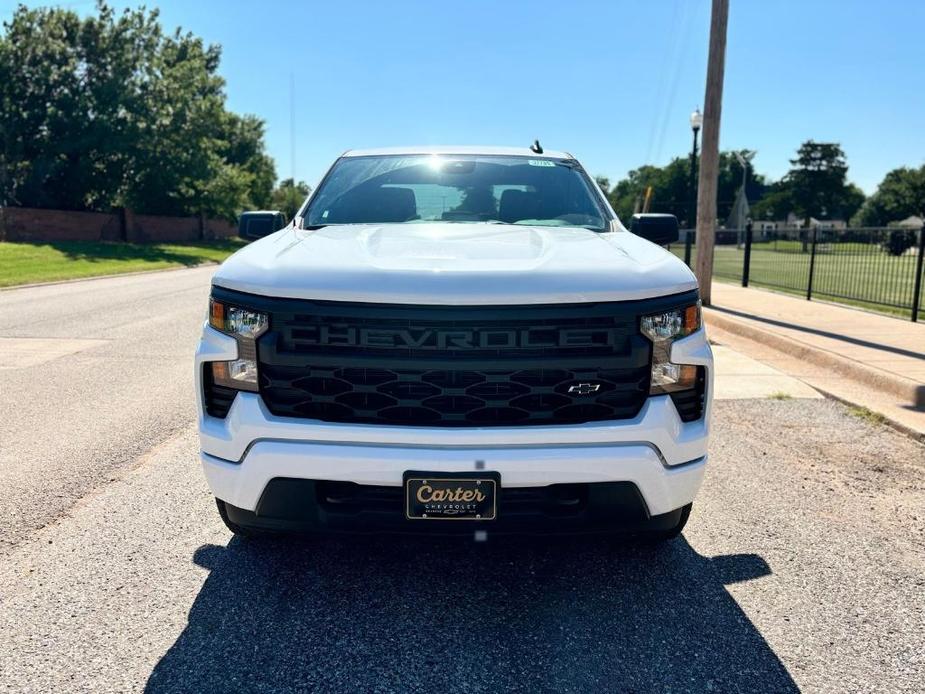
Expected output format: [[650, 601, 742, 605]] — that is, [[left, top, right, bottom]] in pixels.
[[196, 322, 713, 527], [218, 478, 692, 535]]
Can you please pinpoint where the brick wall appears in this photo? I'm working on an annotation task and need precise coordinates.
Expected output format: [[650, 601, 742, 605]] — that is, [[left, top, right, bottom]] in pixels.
[[0, 206, 240, 243], [128, 213, 200, 243], [203, 218, 237, 240], [0, 207, 122, 242]]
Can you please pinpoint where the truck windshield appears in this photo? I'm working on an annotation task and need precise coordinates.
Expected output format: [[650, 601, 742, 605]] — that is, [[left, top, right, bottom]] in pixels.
[[303, 154, 609, 231]]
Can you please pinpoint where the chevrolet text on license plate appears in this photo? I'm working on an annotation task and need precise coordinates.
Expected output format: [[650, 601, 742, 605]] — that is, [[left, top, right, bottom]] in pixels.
[[404, 471, 499, 520]]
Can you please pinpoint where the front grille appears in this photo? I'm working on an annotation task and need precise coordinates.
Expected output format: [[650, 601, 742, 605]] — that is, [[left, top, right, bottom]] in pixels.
[[212, 286, 700, 427], [259, 364, 649, 425]]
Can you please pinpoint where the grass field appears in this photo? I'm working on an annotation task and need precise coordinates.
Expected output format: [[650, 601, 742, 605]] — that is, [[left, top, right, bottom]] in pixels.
[[0, 239, 246, 288], [671, 242, 924, 319]]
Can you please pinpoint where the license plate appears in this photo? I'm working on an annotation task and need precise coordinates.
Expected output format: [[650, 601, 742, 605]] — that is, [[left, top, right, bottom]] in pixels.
[[404, 471, 499, 520]]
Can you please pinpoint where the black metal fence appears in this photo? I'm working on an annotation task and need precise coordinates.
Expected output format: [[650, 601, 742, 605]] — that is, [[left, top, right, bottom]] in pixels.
[[672, 226, 925, 321]]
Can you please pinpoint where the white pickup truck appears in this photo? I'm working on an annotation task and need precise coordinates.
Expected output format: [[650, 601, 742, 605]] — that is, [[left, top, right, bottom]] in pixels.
[[196, 145, 713, 541]]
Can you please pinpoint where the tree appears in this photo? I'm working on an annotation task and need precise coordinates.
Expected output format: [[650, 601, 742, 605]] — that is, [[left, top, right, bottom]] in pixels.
[[0, 4, 132, 209], [750, 181, 793, 221], [715, 151, 768, 223], [271, 178, 312, 220], [219, 113, 275, 210], [852, 165, 925, 227], [607, 164, 676, 222], [786, 141, 864, 225], [0, 2, 276, 220], [120, 23, 229, 217], [605, 151, 767, 226]]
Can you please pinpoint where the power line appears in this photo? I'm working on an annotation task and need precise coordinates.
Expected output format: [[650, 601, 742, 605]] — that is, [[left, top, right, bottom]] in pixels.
[[643, 1, 694, 166], [651, 2, 695, 164]]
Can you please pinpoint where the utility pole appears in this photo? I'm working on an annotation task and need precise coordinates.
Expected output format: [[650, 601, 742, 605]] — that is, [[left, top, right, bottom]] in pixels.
[[694, 0, 729, 306]]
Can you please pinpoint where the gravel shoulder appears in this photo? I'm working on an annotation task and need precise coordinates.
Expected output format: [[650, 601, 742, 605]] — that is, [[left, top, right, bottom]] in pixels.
[[0, 399, 922, 693]]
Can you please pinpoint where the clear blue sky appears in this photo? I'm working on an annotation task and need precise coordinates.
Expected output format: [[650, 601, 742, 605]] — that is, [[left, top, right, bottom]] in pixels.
[[6, 0, 925, 193]]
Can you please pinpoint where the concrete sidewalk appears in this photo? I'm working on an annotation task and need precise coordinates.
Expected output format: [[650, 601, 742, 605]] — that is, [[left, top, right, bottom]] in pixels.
[[703, 283, 925, 437], [710, 344, 821, 401]]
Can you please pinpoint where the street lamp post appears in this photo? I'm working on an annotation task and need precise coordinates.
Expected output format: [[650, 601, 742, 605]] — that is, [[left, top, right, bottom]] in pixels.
[[686, 108, 703, 266], [688, 108, 703, 229]]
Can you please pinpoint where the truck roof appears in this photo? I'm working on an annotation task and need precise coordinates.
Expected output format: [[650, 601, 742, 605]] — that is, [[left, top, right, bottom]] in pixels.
[[342, 145, 574, 159]]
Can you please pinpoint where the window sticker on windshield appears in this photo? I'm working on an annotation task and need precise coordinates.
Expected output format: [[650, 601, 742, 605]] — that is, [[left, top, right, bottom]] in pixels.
[[528, 159, 556, 167]]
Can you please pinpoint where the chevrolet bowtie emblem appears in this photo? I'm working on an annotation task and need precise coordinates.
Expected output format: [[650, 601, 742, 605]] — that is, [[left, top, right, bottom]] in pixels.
[[568, 382, 601, 395]]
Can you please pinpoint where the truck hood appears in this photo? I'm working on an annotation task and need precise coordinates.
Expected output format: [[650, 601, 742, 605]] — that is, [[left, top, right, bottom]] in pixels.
[[212, 223, 698, 305]]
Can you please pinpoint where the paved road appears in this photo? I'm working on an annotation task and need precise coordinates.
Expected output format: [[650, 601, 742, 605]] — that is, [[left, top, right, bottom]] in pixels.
[[1, 269, 923, 692], [0, 267, 214, 551]]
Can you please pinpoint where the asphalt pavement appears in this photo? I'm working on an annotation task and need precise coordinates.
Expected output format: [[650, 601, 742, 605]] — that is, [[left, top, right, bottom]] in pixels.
[[0, 267, 214, 551], [0, 268, 923, 692]]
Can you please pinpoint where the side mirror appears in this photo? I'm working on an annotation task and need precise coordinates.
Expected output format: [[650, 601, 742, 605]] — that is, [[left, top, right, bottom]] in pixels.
[[630, 213, 680, 246], [238, 210, 287, 240]]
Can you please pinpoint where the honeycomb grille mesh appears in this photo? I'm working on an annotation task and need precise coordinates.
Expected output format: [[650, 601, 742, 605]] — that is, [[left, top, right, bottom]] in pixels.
[[260, 364, 650, 426]]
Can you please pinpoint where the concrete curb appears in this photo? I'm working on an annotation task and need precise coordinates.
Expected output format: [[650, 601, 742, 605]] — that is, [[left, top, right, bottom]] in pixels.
[[704, 308, 925, 408], [0, 262, 219, 292], [807, 386, 925, 444]]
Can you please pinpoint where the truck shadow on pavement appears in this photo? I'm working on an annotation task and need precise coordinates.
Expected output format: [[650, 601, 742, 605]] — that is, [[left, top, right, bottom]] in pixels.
[[146, 535, 798, 693]]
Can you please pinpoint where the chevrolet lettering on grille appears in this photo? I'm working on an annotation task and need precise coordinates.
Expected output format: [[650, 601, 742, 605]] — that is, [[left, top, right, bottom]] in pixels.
[[295, 325, 621, 350]]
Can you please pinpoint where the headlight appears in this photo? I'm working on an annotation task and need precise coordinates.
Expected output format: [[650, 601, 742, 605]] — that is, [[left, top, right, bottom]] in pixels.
[[641, 302, 701, 393], [209, 299, 268, 338], [208, 298, 268, 392]]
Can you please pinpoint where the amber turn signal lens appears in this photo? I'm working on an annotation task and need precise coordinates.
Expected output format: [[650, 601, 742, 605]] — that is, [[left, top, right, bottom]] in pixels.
[[211, 361, 229, 381], [677, 364, 698, 389], [209, 299, 225, 331], [683, 304, 700, 334]]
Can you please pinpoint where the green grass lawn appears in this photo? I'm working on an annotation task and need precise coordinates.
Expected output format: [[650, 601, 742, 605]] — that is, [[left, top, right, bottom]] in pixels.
[[0, 239, 247, 288], [671, 243, 924, 319]]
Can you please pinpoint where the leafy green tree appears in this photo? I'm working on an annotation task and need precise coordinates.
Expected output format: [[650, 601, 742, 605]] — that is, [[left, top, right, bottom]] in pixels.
[[852, 165, 925, 226], [271, 178, 312, 220], [0, 2, 275, 220], [607, 160, 697, 223], [0, 5, 121, 209], [715, 151, 769, 223], [786, 141, 864, 224], [120, 24, 227, 217], [218, 113, 275, 210], [606, 163, 676, 222], [605, 151, 767, 227], [750, 181, 793, 221]]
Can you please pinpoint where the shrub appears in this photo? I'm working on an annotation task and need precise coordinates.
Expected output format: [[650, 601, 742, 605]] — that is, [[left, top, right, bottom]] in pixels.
[[881, 230, 916, 256]]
